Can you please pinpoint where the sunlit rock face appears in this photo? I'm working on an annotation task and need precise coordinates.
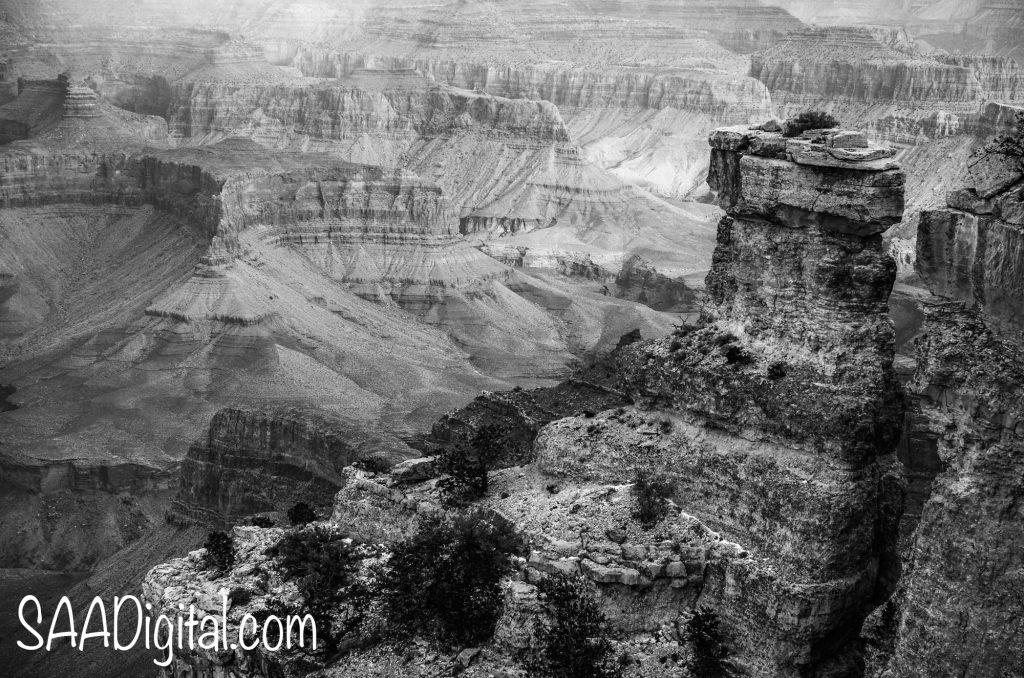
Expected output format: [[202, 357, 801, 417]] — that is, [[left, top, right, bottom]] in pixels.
[[605, 124, 906, 676]]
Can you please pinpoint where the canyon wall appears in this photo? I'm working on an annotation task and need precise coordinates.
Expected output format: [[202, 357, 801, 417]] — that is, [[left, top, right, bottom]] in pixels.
[[752, 29, 984, 107], [865, 304, 1024, 678], [0, 138, 454, 251], [169, 407, 416, 527], [916, 144, 1024, 340], [865, 144, 1024, 678], [0, 77, 65, 144]]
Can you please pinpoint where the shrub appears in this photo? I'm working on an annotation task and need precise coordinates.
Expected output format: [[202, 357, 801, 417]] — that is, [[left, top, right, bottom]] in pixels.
[[685, 606, 733, 678], [436, 425, 510, 507], [525, 573, 620, 678], [353, 455, 392, 474], [288, 502, 317, 526], [783, 110, 840, 137], [767, 362, 787, 380], [203, 530, 235, 572], [251, 515, 274, 528], [631, 469, 673, 528], [273, 525, 368, 655], [374, 510, 522, 647]]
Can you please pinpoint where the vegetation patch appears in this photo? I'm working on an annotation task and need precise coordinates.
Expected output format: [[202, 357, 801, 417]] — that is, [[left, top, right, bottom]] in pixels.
[[525, 572, 622, 678], [272, 525, 373, 655], [288, 501, 318, 526], [374, 510, 522, 647], [436, 424, 511, 507], [783, 110, 841, 137], [631, 468, 674, 529], [203, 530, 235, 572]]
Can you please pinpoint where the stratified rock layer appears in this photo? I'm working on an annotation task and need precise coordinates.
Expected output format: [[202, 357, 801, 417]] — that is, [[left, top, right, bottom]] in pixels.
[[169, 407, 417, 527], [916, 140, 1024, 342], [607, 124, 906, 676]]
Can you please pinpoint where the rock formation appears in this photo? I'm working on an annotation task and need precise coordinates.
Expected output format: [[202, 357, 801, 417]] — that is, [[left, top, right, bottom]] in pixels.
[[0, 77, 65, 144], [864, 142, 1024, 678], [604, 123, 905, 675], [169, 407, 418, 527], [916, 138, 1024, 341], [430, 379, 630, 468]]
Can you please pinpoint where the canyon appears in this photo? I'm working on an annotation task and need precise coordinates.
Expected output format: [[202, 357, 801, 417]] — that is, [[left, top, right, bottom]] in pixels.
[[144, 121, 914, 678], [0, 1, 1021, 677]]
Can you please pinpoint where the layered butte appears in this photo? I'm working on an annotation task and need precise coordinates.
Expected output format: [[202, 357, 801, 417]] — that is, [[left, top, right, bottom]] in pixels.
[[604, 125, 905, 675]]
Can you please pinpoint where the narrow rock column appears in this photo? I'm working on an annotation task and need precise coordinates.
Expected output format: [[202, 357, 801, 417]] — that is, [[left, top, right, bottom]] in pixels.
[[617, 125, 906, 676]]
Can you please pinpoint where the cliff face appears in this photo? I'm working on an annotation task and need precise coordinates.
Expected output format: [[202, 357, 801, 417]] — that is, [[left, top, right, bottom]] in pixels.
[[169, 80, 571, 143], [169, 407, 416, 527], [865, 145, 1024, 678], [916, 144, 1024, 341], [751, 28, 984, 109], [0, 139, 455, 250], [866, 304, 1024, 677], [135, 122, 911, 678], [0, 77, 65, 144], [151, 67, 722, 287], [604, 124, 905, 676], [430, 379, 630, 467]]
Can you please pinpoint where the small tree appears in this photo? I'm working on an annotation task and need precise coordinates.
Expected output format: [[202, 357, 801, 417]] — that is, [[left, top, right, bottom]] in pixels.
[[374, 510, 521, 647], [203, 530, 235, 572], [436, 425, 510, 507], [631, 468, 673, 529], [273, 525, 367, 655], [685, 606, 733, 678], [288, 501, 317, 526], [526, 573, 621, 678], [783, 110, 840, 137]]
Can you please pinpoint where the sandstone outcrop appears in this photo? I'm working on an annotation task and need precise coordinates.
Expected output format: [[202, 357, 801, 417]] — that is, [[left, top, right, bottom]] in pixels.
[[169, 407, 418, 528], [600, 124, 906, 675], [613, 255, 696, 312]]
